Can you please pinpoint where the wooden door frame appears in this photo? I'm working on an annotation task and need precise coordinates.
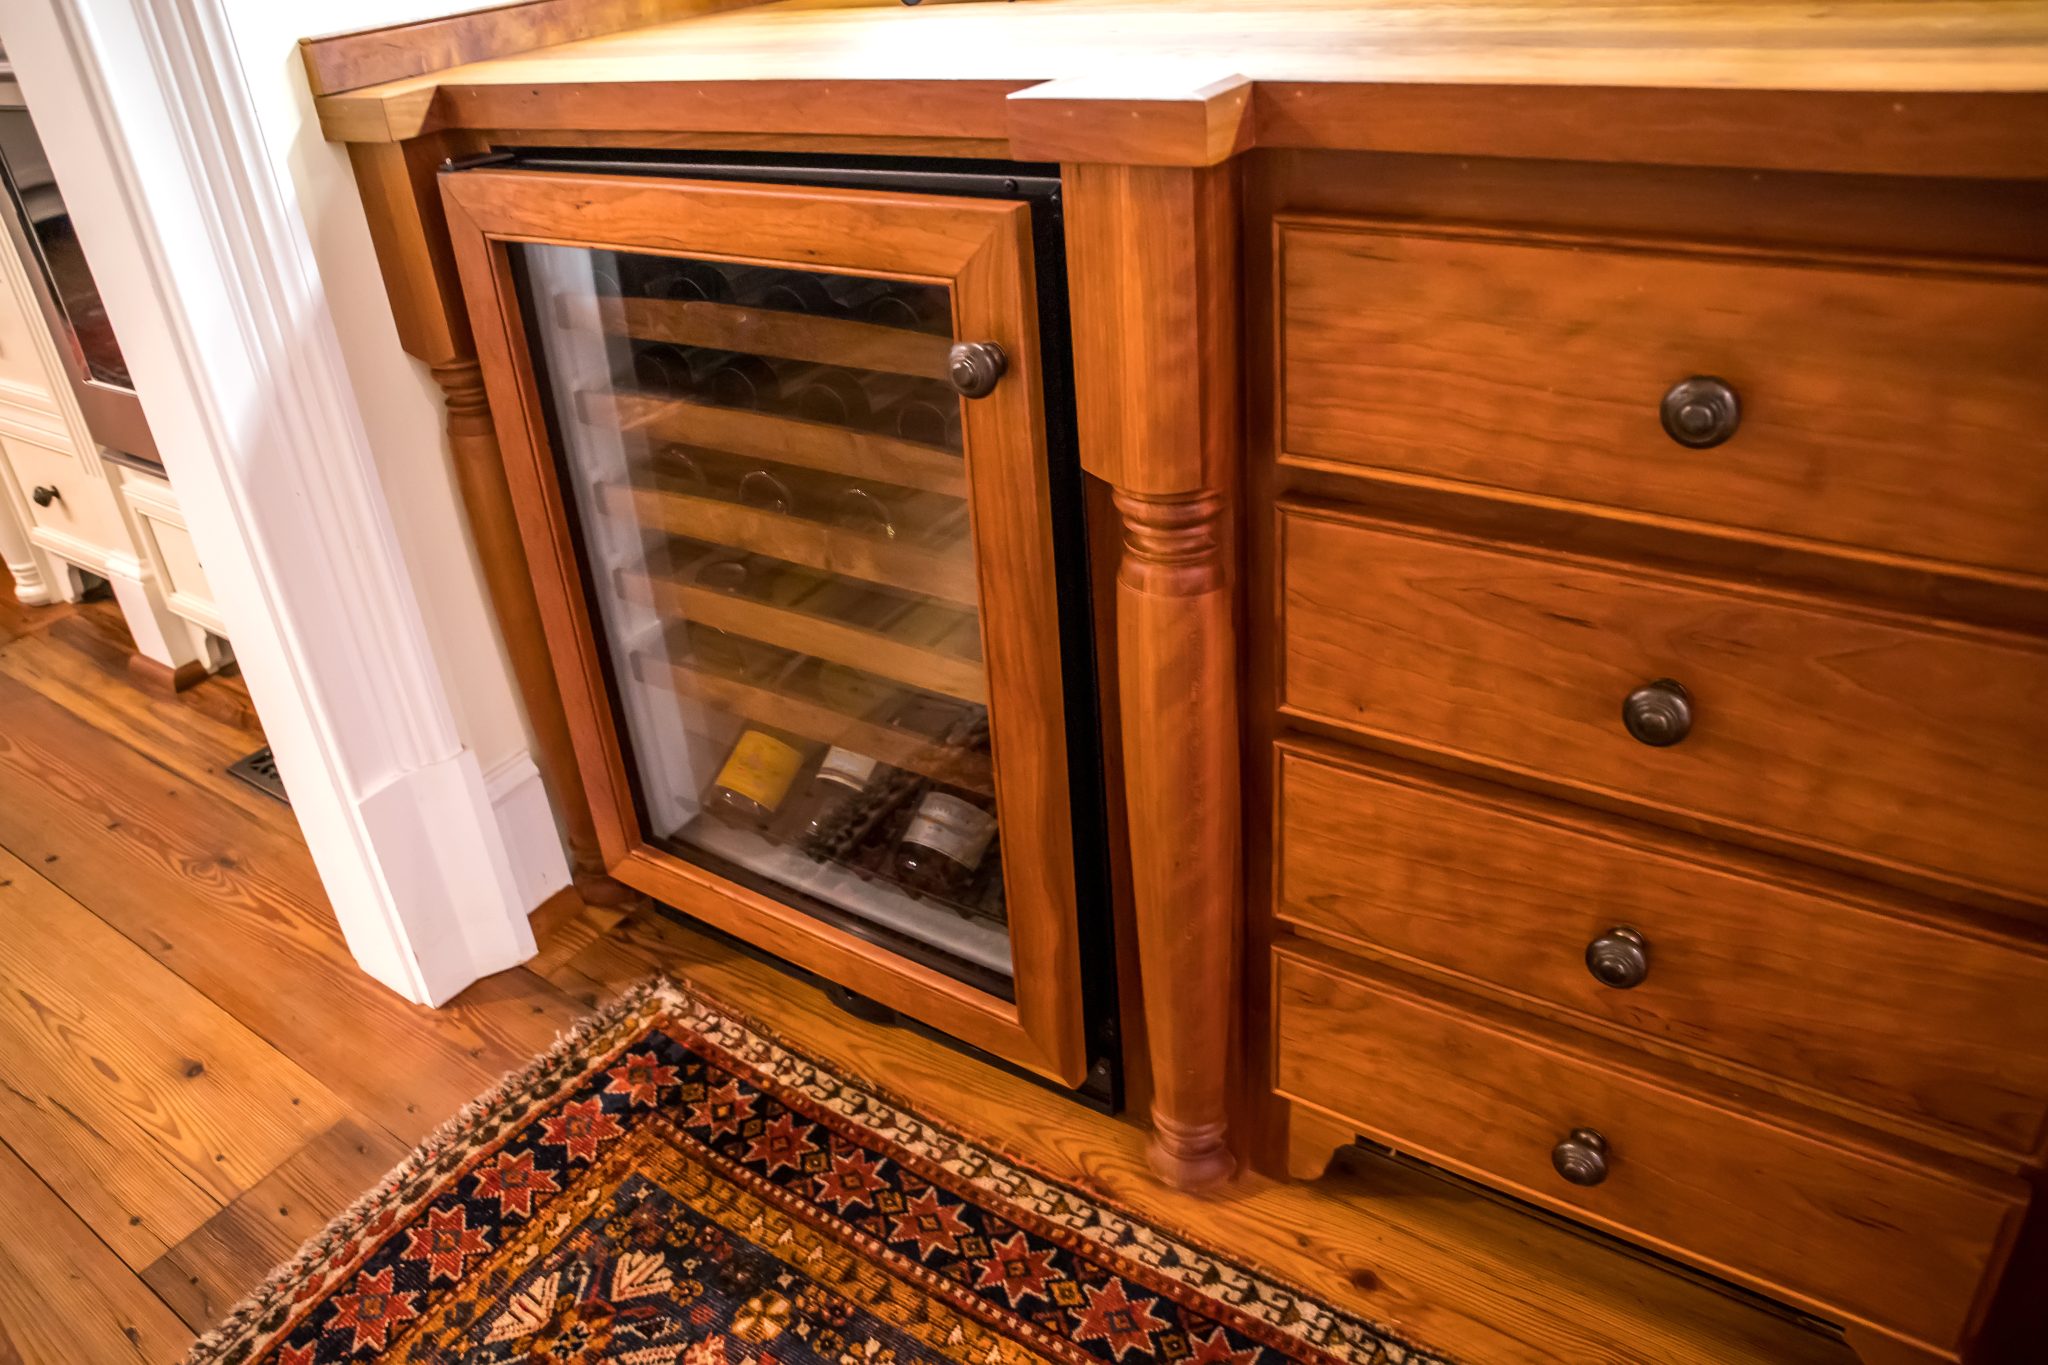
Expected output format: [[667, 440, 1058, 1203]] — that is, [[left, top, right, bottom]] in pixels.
[[442, 166, 1089, 1085]]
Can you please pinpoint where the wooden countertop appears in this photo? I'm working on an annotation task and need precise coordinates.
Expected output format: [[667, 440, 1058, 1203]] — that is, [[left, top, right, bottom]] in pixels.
[[308, 0, 2048, 174]]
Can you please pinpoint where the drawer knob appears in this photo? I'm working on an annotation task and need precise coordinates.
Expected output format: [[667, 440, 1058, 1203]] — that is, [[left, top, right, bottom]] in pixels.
[[1585, 926, 1650, 989], [30, 484, 59, 507], [1622, 678, 1693, 747], [1551, 1127, 1611, 1187], [1660, 375, 1741, 448], [947, 341, 1007, 398]]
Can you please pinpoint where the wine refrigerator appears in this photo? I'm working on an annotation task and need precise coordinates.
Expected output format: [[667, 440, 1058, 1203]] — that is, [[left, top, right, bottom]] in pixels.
[[441, 152, 1117, 1104]]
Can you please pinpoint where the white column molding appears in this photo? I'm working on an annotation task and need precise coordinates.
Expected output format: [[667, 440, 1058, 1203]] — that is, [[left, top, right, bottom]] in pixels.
[[0, 486, 53, 604], [5, 0, 554, 1003]]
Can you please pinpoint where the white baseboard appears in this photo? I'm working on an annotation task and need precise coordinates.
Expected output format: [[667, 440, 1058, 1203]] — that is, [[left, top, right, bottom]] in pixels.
[[484, 753, 573, 912]]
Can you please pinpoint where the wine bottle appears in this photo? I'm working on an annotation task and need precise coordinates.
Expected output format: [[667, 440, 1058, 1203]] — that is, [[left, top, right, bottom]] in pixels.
[[786, 745, 893, 861], [642, 261, 732, 302], [780, 365, 870, 427], [833, 487, 896, 540], [701, 354, 780, 409], [862, 286, 949, 333], [631, 343, 698, 395], [702, 727, 809, 832], [889, 389, 963, 449], [736, 469, 798, 516], [756, 272, 839, 315], [892, 788, 998, 901], [683, 555, 782, 680]]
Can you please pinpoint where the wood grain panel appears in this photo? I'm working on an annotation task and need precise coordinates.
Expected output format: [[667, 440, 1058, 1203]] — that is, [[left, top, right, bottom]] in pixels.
[[299, 0, 762, 95], [1273, 947, 2026, 1356], [562, 291, 953, 379], [1279, 220, 2048, 583], [143, 1118, 410, 1332], [606, 483, 979, 605], [0, 1136, 193, 1365], [629, 571, 986, 704], [0, 846, 346, 1267], [1279, 507, 2048, 907], [309, 1, 2048, 174], [1275, 743, 2048, 1156], [0, 672, 584, 1147]]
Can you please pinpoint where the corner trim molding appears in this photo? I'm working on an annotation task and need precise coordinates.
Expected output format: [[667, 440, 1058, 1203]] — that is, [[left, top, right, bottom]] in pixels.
[[8, 0, 550, 1002]]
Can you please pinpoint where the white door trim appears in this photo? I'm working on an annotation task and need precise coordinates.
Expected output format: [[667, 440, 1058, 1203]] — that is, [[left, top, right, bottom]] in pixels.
[[5, 0, 558, 1003]]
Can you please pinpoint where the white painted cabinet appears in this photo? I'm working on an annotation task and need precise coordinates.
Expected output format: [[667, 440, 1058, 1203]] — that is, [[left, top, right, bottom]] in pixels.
[[0, 194, 227, 679]]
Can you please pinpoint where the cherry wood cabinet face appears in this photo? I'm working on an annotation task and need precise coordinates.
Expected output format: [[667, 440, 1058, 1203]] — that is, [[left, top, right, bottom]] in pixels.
[[1278, 218, 2048, 584], [1273, 948, 2025, 1354], [442, 167, 1086, 1085], [1279, 505, 2048, 908]]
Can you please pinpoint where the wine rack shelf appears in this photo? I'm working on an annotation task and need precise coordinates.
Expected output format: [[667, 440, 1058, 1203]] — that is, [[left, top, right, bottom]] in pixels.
[[584, 389, 967, 497], [557, 291, 954, 381], [622, 569, 987, 705], [601, 481, 981, 606], [631, 648, 996, 795]]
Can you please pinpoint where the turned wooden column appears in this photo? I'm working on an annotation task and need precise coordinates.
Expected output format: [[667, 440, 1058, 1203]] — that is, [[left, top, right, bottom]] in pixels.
[[345, 134, 629, 907], [1063, 157, 1244, 1189], [1114, 488, 1241, 1186]]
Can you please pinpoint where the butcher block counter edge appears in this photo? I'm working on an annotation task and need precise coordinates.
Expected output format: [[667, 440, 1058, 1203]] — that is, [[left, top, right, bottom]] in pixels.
[[300, 1, 2048, 178]]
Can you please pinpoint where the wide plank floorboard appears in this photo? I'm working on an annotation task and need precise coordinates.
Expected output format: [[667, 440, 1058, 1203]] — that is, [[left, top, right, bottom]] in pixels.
[[0, 845, 347, 1266], [0, 1134, 194, 1364], [142, 1117, 411, 1333]]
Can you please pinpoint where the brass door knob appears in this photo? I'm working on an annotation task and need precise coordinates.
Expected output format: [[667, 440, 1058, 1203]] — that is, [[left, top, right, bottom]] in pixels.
[[1551, 1127, 1611, 1187], [1585, 927, 1650, 989], [1622, 679, 1693, 747], [1660, 376, 1741, 448], [947, 341, 1007, 398], [30, 484, 59, 507]]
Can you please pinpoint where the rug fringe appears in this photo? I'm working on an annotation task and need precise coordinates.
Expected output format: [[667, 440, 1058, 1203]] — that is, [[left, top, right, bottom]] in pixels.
[[181, 977, 692, 1365]]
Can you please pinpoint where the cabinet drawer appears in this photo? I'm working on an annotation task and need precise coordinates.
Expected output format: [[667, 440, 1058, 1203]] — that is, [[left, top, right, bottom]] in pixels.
[[4, 437, 128, 556], [1278, 219, 2048, 580], [1276, 743, 2048, 1154], [1272, 947, 2025, 1351], [1279, 506, 2048, 904]]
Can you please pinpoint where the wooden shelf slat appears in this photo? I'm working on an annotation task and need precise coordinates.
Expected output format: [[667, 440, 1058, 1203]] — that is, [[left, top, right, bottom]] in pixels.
[[627, 571, 988, 705], [560, 291, 954, 381], [631, 650, 995, 795], [603, 482, 981, 607], [583, 389, 967, 499]]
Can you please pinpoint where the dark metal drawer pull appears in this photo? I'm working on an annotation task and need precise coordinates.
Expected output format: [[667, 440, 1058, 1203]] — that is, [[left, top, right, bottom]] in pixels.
[[1551, 1127, 1611, 1187], [1623, 678, 1693, 747], [1660, 375, 1741, 448], [1585, 927, 1650, 989]]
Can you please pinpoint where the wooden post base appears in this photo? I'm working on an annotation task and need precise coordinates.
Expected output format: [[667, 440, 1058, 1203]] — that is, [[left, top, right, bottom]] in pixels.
[[128, 653, 209, 694], [1147, 1109, 1236, 1190], [571, 869, 644, 910]]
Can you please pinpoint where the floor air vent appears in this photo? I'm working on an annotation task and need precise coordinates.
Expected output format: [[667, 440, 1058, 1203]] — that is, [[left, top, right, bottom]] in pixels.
[[226, 745, 289, 805]]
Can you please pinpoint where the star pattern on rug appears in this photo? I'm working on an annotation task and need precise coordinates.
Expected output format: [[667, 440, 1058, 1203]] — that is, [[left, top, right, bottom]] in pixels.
[[399, 1207, 490, 1284], [469, 1148, 560, 1219]]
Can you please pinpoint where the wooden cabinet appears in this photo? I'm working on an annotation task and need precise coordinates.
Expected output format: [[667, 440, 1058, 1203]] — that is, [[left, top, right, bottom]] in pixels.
[[1274, 948, 2027, 1353], [309, 5, 2048, 1362], [440, 165, 1103, 1087], [1253, 172, 2048, 1364]]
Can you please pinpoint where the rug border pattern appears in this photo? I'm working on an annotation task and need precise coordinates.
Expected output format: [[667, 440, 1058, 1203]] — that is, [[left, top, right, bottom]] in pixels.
[[179, 977, 1452, 1365]]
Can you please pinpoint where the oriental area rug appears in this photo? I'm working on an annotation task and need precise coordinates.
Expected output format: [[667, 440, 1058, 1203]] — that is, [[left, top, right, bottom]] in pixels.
[[184, 979, 1448, 1365]]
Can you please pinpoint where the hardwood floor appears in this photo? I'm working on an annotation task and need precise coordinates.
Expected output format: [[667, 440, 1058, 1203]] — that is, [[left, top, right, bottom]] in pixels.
[[0, 569, 1852, 1365]]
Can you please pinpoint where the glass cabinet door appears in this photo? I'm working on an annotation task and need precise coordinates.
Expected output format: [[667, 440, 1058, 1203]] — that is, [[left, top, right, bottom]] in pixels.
[[526, 243, 1010, 981], [445, 168, 1090, 1085]]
